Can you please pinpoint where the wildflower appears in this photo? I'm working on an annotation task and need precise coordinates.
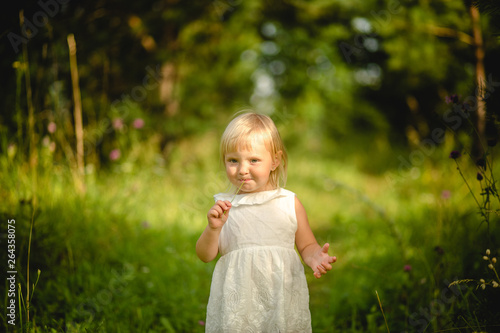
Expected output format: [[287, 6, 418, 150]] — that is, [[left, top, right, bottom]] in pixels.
[[477, 172, 483, 181], [404, 265, 412, 272], [112, 118, 124, 130], [476, 158, 486, 170], [47, 122, 57, 133], [484, 256, 490, 260], [493, 257, 497, 264], [489, 264, 494, 270], [449, 150, 461, 159], [133, 118, 145, 129], [480, 279, 485, 284], [493, 281, 499, 288], [434, 246, 444, 255], [445, 94, 459, 104], [109, 149, 121, 161], [199, 321, 205, 326], [486, 249, 491, 255], [480, 283, 486, 290], [441, 190, 451, 200]]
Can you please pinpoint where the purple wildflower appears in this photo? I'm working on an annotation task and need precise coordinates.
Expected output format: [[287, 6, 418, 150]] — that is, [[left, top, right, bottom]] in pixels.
[[449, 150, 461, 159], [112, 118, 124, 130], [109, 149, 121, 161], [434, 246, 444, 255], [445, 94, 459, 104], [47, 122, 57, 133], [476, 158, 486, 170], [441, 190, 451, 200], [404, 265, 412, 272], [133, 118, 145, 129], [487, 138, 498, 147]]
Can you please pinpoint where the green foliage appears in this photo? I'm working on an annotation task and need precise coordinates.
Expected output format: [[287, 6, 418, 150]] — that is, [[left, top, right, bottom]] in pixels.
[[2, 135, 500, 331], [2, 0, 500, 331]]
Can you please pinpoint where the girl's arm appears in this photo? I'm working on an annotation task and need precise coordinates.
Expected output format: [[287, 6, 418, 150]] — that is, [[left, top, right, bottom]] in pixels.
[[294, 196, 337, 278], [196, 200, 232, 263]]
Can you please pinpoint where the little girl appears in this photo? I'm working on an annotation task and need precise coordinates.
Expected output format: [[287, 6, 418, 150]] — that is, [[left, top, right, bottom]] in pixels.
[[196, 112, 336, 332]]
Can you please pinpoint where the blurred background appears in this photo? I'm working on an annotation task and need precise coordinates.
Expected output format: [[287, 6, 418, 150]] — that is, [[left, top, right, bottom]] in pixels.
[[1, 0, 500, 331]]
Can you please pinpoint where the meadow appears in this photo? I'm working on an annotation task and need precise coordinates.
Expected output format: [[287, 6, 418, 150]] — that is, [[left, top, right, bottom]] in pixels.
[[1, 128, 499, 332]]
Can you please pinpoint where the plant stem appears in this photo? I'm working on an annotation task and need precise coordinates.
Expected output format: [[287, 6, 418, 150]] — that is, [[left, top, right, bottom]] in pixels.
[[224, 181, 245, 216], [376, 291, 390, 333], [455, 160, 482, 209]]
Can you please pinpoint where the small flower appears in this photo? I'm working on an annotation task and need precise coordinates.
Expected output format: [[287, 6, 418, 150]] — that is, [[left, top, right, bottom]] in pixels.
[[484, 256, 490, 260], [476, 158, 486, 170], [492, 257, 497, 264], [449, 150, 461, 159], [486, 249, 491, 256], [404, 264, 412, 272], [480, 283, 486, 290], [198, 321, 205, 326], [477, 172, 484, 181], [480, 279, 485, 284], [434, 246, 444, 255], [109, 149, 121, 161], [445, 94, 459, 104], [47, 122, 57, 133], [112, 118, 124, 130], [141, 221, 151, 229], [489, 264, 494, 270], [133, 118, 145, 129], [493, 281, 499, 288], [441, 190, 451, 200]]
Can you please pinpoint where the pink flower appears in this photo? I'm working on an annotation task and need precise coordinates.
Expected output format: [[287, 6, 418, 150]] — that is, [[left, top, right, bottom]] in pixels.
[[133, 118, 145, 129], [112, 118, 124, 130], [109, 149, 121, 161], [441, 190, 451, 200], [198, 321, 205, 326], [404, 265, 412, 272], [47, 122, 57, 133]]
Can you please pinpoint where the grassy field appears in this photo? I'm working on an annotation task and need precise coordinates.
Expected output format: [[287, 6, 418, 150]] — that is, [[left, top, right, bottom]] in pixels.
[[1, 132, 500, 332]]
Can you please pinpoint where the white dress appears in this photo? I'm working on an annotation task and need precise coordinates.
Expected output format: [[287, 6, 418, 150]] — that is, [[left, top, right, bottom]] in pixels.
[[205, 188, 312, 333]]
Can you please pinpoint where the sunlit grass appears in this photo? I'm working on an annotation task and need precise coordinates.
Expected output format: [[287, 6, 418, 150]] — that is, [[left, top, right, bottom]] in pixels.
[[1, 133, 499, 331]]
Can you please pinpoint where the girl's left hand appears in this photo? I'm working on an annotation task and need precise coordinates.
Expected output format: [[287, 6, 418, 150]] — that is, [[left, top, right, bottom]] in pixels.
[[311, 243, 337, 279]]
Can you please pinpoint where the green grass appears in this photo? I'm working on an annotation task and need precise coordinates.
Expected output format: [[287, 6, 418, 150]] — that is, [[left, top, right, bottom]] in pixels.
[[1, 134, 500, 332]]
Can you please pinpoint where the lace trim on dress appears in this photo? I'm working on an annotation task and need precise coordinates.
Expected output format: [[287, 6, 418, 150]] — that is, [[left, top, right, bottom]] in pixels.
[[214, 188, 294, 207]]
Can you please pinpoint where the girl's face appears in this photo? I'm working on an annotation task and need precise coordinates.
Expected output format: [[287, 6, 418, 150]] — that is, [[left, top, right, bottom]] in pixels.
[[224, 136, 281, 194]]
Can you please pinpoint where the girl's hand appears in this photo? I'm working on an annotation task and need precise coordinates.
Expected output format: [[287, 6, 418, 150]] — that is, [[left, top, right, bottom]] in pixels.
[[207, 200, 232, 230], [311, 243, 337, 279]]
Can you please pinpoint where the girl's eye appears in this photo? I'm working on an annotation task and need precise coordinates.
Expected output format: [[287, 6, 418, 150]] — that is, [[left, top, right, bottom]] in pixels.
[[251, 159, 259, 163], [228, 159, 237, 163]]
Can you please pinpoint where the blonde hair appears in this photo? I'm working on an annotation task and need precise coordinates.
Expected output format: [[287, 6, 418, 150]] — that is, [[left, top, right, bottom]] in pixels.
[[220, 111, 288, 189]]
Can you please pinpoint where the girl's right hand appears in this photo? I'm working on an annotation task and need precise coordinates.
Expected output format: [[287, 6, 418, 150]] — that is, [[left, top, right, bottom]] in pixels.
[[207, 200, 232, 230]]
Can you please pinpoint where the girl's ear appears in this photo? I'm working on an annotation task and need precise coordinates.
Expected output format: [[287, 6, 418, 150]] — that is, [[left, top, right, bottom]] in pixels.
[[271, 151, 283, 171]]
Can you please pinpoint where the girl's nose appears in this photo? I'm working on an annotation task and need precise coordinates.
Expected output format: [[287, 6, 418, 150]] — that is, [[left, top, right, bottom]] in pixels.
[[238, 163, 249, 174]]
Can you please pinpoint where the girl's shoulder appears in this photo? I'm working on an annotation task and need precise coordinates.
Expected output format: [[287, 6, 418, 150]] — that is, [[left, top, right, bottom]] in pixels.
[[214, 187, 296, 207]]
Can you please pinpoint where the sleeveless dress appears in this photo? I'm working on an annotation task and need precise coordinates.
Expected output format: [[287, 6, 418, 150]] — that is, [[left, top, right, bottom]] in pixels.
[[205, 188, 312, 333]]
